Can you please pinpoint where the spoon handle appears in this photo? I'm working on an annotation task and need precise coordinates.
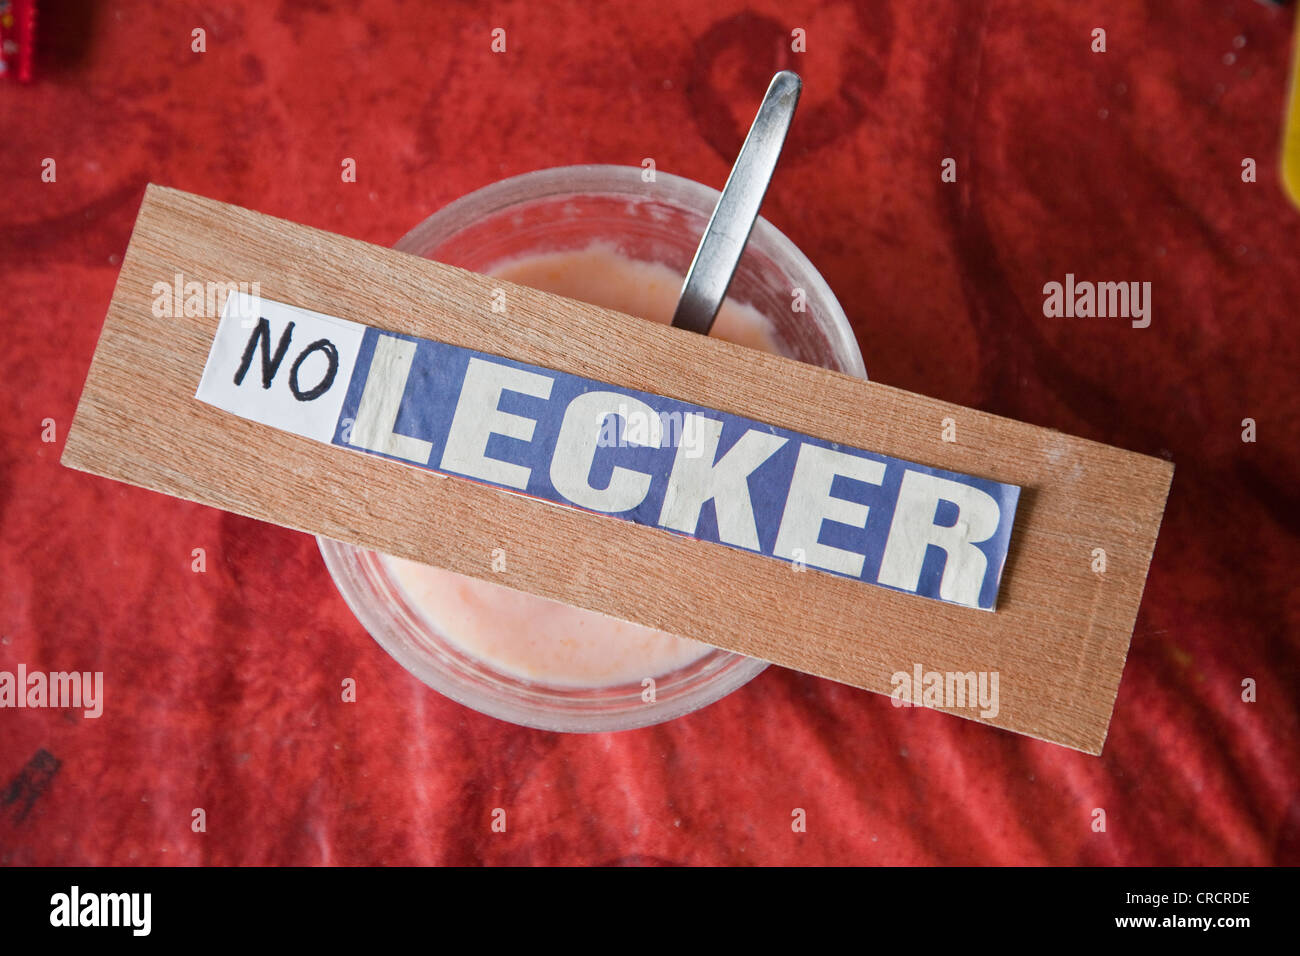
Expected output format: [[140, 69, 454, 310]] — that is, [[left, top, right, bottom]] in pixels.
[[671, 70, 802, 335]]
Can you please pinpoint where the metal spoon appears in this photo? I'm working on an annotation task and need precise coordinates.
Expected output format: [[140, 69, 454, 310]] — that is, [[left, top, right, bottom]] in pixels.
[[671, 70, 802, 335]]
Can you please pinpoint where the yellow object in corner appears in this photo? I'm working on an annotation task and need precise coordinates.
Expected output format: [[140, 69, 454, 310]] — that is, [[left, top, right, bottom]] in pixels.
[[1284, 17, 1300, 208]]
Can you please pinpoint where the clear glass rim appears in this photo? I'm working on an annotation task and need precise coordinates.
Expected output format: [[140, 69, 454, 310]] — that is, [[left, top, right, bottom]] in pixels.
[[396, 164, 865, 381], [318, 539, 775, 733]]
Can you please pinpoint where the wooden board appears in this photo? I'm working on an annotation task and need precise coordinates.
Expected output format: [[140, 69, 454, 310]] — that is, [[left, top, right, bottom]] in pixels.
[[62, 185, 1174, 753]]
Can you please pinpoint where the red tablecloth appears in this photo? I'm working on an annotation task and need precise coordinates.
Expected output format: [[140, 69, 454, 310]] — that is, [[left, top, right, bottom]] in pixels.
[[1, 0, 1297, 865]]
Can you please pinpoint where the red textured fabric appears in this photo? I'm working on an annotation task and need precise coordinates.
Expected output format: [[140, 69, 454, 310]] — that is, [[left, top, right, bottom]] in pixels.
[[1, 1, 1297, 866]]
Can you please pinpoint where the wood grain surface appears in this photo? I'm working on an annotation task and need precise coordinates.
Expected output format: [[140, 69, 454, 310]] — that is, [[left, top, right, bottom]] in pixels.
[[62, 185, 1174, 753]]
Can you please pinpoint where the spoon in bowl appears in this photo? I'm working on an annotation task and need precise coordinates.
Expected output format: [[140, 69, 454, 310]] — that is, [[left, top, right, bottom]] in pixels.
[[670, 70, 802, 335]]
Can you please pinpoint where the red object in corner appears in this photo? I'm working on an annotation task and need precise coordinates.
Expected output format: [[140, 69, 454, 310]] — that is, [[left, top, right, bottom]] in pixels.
[[0, 0, 36, 83]]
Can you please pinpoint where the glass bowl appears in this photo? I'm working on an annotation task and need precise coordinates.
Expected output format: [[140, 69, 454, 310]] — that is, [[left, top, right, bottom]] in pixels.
[[318, 164, 865, 732]]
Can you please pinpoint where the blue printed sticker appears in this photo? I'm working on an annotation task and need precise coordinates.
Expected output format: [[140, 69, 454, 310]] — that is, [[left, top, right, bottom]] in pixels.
[[197, 293, 1020, 609]]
